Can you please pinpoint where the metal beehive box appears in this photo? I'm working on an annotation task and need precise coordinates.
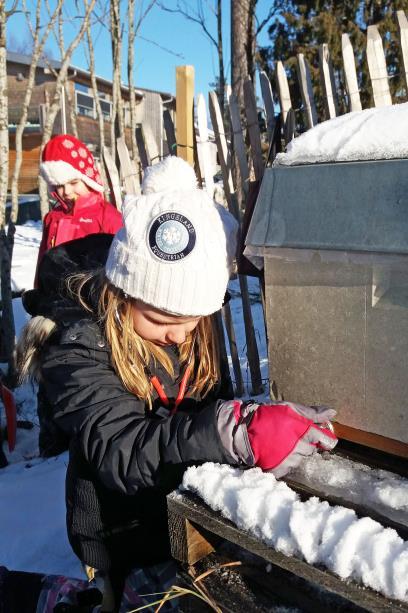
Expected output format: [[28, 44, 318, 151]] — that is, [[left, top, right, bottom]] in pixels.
[[246, 159, 408, 451]]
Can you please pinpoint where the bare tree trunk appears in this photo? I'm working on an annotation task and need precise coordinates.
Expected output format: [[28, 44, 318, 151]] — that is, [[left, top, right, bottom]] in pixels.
[[110, 0, 124, 157], [231, 0, 252, 109], [216, 0, 225, 119], [39, 0, 97, 218], [127, 0, 138, 161], [0, 7, 8, 229], [57, 6, 77, 136], [10, 0, 64, 224]]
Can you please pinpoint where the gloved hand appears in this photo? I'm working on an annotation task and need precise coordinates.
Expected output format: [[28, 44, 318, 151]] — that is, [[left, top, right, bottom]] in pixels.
[[217, 400, 338, 478]]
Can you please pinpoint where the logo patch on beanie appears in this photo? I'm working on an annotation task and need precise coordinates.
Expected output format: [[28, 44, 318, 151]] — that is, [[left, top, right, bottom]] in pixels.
[[148, 212, 196, 261]]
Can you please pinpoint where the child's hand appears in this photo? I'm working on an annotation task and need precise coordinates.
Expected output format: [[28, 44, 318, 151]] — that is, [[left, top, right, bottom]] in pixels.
[[217, 401, 337, 478]]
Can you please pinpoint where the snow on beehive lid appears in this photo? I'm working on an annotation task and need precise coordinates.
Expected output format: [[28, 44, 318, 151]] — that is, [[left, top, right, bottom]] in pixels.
[[275, 102, 408, 166]]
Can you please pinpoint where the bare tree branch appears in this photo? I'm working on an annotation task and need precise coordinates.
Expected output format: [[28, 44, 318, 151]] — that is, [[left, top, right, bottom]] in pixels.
[[157, 0, 218, 48]]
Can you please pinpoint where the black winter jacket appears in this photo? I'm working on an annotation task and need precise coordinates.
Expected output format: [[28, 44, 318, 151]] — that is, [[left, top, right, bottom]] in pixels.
[[24, 236, 235, 573]]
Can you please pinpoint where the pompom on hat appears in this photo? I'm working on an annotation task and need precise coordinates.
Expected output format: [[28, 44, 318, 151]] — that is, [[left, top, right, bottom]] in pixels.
[[106, 156, 239, 317], [40, 134, 104, 193]]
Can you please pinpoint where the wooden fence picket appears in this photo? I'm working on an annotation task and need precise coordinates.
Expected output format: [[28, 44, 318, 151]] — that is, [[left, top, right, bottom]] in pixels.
[[275, 61, 292, 124], [163, 109, 177, 156], [135, 125, 151, 170], [196, 93, 215, 197], [228, 91, 250, 201], [209, 91, 264, 396], [116, 137, 140, 195], [284, 108, 296, 145], [341, 33, 362, 112], [397, 10, 408, 93], [102, 146, 122, 210], [367, 25, 392, 107], [297, 53, 318, 128], [143, 123, 161, 164], [319, 43, 339, 119], [259, 71, 276, 146], [243, 77, 264, 182]]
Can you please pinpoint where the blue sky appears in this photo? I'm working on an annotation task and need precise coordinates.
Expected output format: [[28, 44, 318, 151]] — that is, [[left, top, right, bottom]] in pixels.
[[7, 0, 273, 99]]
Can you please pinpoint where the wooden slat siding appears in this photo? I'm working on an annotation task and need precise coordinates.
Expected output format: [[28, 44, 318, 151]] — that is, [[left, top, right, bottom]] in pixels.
[[209, 91, 264, 396], [228, 91, 250, 201], [367, 25, 392, 107], [341, 33, 362, 112], [102, 146, 122, 210], [222, 302, 244, 397], [116, 137, 140, 195], [296, 53, 318, 129], [8, 132, 42, 193], [318, 44, 339, 119], [243, 78, 264, 182], [176, 65, 195, 166], [259, 71, 276, 146], [135, 125, 151, 171], [195, 93, 214, 197], [397, 10, 408, 94], [275, 61, 292, 124], [163, 109, 177, 156]]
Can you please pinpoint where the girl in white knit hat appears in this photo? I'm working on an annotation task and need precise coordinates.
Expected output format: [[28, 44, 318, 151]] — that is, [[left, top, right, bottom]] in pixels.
[[17, 156, 337, 611]]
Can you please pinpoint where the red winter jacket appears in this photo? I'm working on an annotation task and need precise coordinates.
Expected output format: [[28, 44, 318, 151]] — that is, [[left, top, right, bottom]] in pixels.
[[35, 192, 122, 286]]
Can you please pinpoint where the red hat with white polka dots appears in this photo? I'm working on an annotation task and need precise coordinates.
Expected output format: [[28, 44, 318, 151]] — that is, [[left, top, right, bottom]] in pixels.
[[40, 134, 104, 193]]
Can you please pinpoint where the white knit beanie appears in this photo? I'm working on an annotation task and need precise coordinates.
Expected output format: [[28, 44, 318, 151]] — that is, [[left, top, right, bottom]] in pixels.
[[105, 156, 238, 316]]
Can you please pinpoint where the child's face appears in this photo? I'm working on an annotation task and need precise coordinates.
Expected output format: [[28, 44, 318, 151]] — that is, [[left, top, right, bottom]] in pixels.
[[55, 179, 91, 204], [132, 299, 201, 346]]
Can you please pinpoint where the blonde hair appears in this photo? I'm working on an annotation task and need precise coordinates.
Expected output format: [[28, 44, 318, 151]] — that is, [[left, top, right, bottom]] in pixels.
[[69, 270, 220, 406]]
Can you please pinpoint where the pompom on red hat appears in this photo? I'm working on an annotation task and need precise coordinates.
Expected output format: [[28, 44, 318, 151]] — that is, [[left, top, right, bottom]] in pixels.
[[40, 134, 104, 193]]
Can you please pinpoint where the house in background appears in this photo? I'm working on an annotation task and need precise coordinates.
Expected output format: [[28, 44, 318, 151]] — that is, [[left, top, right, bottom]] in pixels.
[[7, 51, 175, 193]]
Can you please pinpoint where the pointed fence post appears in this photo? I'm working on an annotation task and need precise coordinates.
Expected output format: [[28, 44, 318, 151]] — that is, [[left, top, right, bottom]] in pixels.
[[163, 109, 177, 156], [116, 137, 140, 195], [209, 91, 264, 396], [276, 61, 292, 124], [319, 44, 339, 119], [297, 53, 318, 129], [228, 91, 249, 201], [135, 125, 151, 170], [366, 25, 392, 107], [176, 65, 195, 166], [259, 71, 276, 147], [103, 146, 122, 210], [243, 78, 264, 182], [397, 10, 408, 94], [342, 33, 362, 112], [196, 93, 215, 197]]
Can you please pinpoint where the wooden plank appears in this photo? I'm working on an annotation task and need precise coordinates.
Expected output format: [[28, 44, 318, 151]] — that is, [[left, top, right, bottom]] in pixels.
[[275, 61, 292, 124], [284, 108, 296, 146], [318, 43, 339, 119], [259, 70, 276, 146], [163, 109, 177, 156], [222, 302, 244, 397], [397, 10, 408, 95], [168, 492, 408, 613], [341, 33, 362, 112], [227, 91, 250, 200], [296, 53, 318, 129], [143, 123, 160, 165], [135, 125, 151, 171], [102, 146, 122, 210], [366, 25, 392, 107], [168, 513, 216, 566], [116, 136, 140, 195], [196, 93, 215, 197], [243, 77, 264, 182], [176, 65, 195, 166], [334, 421, 408, 460], [209, 91, 264, 396]]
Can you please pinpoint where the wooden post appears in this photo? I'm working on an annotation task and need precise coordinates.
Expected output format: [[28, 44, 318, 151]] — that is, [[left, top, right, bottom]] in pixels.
[[296, 53, 318, 129], [135, 125, 151, 171], [228, 91, 249, 201], [319, 44, 338, 119], [275, 61, 292, 124], [243, 78, 264, 182], [102, 146, 122, 210], [176, 65, 195, 166], [196, 93, 215, 197], [366, 25, 392, 107], [116, 136, 140, 195], [397, 10, 408, 95], [341, 33, 362, 112], [259, 71, 276, 146]]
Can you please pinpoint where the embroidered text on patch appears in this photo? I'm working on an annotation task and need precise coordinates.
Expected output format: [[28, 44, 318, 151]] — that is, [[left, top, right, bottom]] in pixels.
[[148, 212, 196, 262]]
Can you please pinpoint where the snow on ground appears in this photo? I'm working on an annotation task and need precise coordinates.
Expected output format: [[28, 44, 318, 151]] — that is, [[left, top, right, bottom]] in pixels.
[[181, 463, 408, 603], [274, 102, 408, 166]]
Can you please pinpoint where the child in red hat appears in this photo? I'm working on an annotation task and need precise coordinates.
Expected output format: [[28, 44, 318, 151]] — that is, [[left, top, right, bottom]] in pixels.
[[35, 134, 122, 283]]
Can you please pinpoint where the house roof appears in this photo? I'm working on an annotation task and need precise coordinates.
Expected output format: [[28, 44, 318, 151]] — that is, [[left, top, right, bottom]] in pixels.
[[7, 51, 174, 103]]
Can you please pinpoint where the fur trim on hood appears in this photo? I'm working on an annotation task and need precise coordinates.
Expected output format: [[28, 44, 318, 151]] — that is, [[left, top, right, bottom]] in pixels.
[[16, 316, 57, 383]]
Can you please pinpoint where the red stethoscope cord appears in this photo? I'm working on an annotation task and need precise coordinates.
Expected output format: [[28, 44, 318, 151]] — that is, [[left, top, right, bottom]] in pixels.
[[147, 334, 196, 416]]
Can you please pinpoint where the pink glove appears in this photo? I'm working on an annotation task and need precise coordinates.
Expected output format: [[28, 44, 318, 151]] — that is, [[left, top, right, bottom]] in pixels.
[[217, 400, 338, 478]]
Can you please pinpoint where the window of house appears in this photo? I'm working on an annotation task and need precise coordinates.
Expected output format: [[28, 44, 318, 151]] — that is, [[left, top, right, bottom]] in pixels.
[[76, 91, 95, 118], [100, 99, 112, 120], [75, 82, 89, 94]]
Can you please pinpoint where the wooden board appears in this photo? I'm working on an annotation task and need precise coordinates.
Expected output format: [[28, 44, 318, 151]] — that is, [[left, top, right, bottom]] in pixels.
[[366, 25, 392, 107], [341, 33, 362, 112], [334, 422, 408, 460], [176, 65, 195, 166]]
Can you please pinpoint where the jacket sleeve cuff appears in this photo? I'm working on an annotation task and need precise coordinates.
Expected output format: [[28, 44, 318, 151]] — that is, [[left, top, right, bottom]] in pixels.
[[216, 400, 256, 466]]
